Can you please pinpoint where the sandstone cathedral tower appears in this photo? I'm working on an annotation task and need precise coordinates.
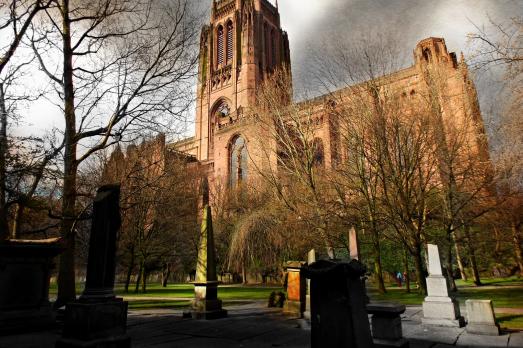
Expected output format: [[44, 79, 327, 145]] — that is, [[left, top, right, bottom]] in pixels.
[[176, 0, 290, 186]]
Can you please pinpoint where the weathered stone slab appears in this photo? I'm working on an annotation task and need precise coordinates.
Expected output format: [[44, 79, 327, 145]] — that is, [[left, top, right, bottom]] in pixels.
[[304, 260, 373, 348], [508, 332, 523, 347], [349, 227, 360, 261], [457, 332, 509, 347], [422, 244, 464, 328], [283, 261, 306, 317], [0, 239, 63, 334], [465, 299, 500, 336], [368, 303, 409, 348]]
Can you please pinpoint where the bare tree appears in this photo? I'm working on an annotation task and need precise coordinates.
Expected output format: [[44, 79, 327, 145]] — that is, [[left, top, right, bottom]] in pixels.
[[28, 0, 201, 306]]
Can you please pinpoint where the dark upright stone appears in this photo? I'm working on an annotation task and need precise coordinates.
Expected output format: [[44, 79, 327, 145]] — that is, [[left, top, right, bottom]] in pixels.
[[56, 185, 130, 348], [0, 238, 63, 334], [80, 185, 121, 301], [304, 260, 374, 348]]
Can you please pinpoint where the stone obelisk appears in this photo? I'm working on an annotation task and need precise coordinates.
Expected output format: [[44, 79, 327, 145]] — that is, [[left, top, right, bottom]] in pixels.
[[190, 180, 227, 320], [422, 244, 464, 327]]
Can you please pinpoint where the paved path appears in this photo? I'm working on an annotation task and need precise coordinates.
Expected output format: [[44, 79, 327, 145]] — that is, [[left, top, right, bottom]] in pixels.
[[1, 302, 522, 348]]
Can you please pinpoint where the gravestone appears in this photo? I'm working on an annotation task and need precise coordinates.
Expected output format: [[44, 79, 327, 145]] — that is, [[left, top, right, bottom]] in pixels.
[[283, 261, 306, 317], [56, 185, 130, 348], [367, 303, 409, 348], [189, 204, 227, 320], [349, 227, 360, 261], [465, 300, 500, 336], [303, 249, 316, 321], [0, 238, 63, 334], [304, 259, 374, 348], [422, 244, 464, 327]]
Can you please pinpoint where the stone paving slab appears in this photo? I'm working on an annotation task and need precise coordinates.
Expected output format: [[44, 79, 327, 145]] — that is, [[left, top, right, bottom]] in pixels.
[[457, 332, 510, 347], [510, 332, 523, 348], [0, 302, 522, 348]]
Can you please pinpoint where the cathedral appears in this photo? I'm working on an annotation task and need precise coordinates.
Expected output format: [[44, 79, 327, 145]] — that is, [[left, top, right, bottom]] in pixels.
[[173, 0, 488, 188]]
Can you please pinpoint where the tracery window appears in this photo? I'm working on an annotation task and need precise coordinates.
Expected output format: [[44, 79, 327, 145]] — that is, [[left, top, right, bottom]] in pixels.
[[230, 136, 248, 187], [217, 25, 224, 66], [226, 21, 234, 64], [215, 100, 230, 118]]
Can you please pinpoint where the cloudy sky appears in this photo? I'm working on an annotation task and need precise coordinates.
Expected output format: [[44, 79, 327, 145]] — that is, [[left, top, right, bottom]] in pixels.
[[13, 0, 523, 139], [272, 0, 520, 91]]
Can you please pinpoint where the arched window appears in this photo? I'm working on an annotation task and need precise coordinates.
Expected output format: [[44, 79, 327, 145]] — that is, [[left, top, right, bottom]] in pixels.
[[226, 21, 234, 64], [216, 101, 230, 118], [230, 136, 248, 187], [217, 25, 224, 66], [312, 138, 325, 167], [423, 48, 431, 63], [271, 29, 276, 68]]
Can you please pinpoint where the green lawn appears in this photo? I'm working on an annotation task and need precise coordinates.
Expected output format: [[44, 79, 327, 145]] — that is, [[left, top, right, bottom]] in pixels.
[[115, 283, 281, 300], [49, 282, 281, 301]]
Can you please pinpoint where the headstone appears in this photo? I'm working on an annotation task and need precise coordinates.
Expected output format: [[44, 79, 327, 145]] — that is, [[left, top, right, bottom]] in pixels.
[[465, 300, 500, 336], [303, 249, 316, 321], [304, 260, 374, 348], [349, 227, 360, 261], [283, 261, 306, 317], [422, 244, 464, 327], [189, 205, 227, 320], [56, 185, 131, 348], [367, 303, 409, 348], [0, 238, 63, 334]]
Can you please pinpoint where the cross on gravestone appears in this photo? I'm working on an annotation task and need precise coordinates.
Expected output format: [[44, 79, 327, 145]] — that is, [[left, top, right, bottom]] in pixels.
[[422, 244, 464, 328]]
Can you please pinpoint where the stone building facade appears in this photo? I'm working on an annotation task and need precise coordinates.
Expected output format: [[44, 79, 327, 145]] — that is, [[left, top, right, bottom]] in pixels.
[[174, 0, 488, 189]]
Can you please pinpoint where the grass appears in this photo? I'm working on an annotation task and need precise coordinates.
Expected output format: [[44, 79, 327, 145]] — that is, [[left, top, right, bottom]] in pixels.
[[49, 282, 281, 301], [115, 283, 281, 300]]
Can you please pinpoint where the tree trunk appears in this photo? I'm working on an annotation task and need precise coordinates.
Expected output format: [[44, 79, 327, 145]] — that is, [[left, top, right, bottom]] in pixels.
[[141, 266, 147, 293], [403, 248, 411, 293], [445, 230, 457, 292], [55, 0, 79, 308], [242, 263, 247, 285], [453, 231, 467, 281], [464, 225, 482, 286], [413, 243, 427, 295], [512, 223, 523, 276], [0, 83, 9, 240], [124, 251, 135, 293], [372, 232, 386, 294], [135, 261, 143, 293], [162, 264, 170, 287]]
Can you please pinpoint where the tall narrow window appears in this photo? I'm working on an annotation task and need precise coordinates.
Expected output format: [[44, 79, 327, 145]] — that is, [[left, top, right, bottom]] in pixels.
[[230, 136, 248, 187], [217, 25, 224, 66], [264, 23, 270, 68], [226, 21, 234, 64], [271, 29, 276, 68]]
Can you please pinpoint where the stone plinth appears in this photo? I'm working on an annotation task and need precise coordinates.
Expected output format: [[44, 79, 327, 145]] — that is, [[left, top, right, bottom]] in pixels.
[[422, 244, 464, 328], [303, 260, 373, 348], [56, 185, 130, 348], [283, 261, 306, 317], [189, 204, 227, 320], [465, 300, 500, 336], [0, 238, 63, 334], [367, 303, 409, 348]]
